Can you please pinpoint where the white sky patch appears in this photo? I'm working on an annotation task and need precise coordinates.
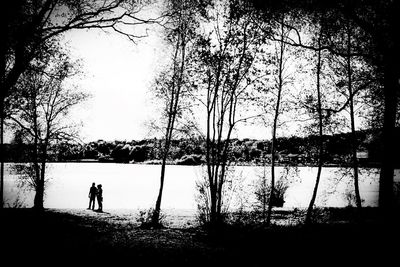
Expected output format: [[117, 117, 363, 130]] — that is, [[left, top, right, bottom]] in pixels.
[[64, 26, 168, 142]]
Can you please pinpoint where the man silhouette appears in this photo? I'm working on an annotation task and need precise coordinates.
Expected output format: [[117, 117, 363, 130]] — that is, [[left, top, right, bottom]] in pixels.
[[88, 182, 97, 210]]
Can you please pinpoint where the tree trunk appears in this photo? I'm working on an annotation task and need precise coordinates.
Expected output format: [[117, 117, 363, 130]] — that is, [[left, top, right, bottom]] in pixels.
[[152, 19, 186, 226], [0, 98, 4, 208], [267, 132, 276, 226], [33, 154, 45, 210], [262, 161, 267, 223], [34, 141, 48, 211], [152, 108, 175, 225], [0, 24, 5, 208], [349, 79, 363, 210], [267, 17, 285, 226], [152, 152, 168, 225], [206, 60, 223, 227], [346, 22, 362, 212], [305, 37, 323, 225], [32, 93, 42, 210], [33, 165, 45, 210], [378, 0, 400, 219], [378, 50, 398, 219]]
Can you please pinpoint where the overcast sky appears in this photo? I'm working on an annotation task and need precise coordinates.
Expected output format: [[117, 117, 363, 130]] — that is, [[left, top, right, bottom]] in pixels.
[[61, 24, 271, 143], [64, 25, 167, 142]]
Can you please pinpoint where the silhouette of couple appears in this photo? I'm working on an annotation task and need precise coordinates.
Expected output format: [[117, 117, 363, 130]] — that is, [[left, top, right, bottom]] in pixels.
[[88, 182, 103, 212]]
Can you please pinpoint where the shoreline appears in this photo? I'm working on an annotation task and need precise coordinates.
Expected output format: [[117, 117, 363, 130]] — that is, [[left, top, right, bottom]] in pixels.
[[5, 160, 384, 169]]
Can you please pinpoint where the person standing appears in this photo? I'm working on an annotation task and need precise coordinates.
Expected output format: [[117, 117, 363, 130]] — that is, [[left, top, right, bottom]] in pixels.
[[88, 182, 97, 210], [96, 184, 103, 212]]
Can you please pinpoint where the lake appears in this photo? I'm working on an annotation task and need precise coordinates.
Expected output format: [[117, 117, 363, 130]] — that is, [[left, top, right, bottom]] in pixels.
[[4, 163, 399, 211]]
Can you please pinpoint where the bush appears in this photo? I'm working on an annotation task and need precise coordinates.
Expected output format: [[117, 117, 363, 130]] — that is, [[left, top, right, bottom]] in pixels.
[[253, 166, 298, 218], [129, 145, 149, 162], [136, 208, 167, 229], [254, 177, 288, 209]]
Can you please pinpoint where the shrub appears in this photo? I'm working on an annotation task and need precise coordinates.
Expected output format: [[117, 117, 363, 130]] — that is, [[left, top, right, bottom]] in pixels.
[[253, 166, 299, 222], [136, 208, 167, 229], [129, 145, 149, 162]]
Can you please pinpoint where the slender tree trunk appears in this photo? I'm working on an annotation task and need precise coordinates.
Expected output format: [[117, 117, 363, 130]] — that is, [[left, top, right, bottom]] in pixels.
[[32, 90, 43, 210], [0, 98, 4, 208], [152, 19, 186, 225], [262, 160, 267, 223], [346, 22, 363, 212], [216, 124, 235, 223], [267, 18, 285, 226], [0, 30, 5, 208], [267, 131, 276, 226], [207, 60, 223, 226], [305, 37, 323, 225], [152, 91, 176, 225], [32, 142, 41, 208], [153, 143, 169, 224], [349, 81, 362, 210], [32, 148, 41, 209], [215, 22, 249, 224], [206, 98, 218, 226], [206, 108, 217, 225]]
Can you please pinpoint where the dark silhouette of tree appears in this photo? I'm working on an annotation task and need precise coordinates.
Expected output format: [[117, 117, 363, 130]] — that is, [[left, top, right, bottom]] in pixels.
[[250, 0, 400, 222], [151, 0, 201, 226], [263, 14, 294, 226], [304, 25, 324, 225], [193, 0, 264, 227], [8, 46, 87, 210], [340, 0, 400, 219]]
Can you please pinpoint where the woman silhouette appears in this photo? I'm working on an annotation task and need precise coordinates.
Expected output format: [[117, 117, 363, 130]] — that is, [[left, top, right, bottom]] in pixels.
[[96, 184, 103, 212]]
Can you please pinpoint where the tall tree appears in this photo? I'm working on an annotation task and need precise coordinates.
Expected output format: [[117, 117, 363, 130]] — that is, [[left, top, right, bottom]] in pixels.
[[250, 0, 399, 221], [193, 0, 264, 227], [151, 0, 200, 227], [340, 0, 400, 219], [304, 26, 324, 225], [8, 47, 87, 210], [265, 13, 297, 225], [342, 19, 363, 211]]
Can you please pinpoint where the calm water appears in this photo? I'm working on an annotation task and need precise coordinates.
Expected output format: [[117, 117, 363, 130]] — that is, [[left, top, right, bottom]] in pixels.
[[4, 163, 399, 210]]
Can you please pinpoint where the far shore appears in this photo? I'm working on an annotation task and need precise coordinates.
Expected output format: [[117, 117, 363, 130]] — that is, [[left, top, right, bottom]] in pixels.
[[5, 159, 384, 168]]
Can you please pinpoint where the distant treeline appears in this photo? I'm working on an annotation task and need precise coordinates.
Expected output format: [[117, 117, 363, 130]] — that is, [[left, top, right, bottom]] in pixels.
[[5, 128, 399, 167]]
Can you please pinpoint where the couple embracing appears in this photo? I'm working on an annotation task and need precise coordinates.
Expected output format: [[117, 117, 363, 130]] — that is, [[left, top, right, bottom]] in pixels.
[[88, 182, 103, 212]]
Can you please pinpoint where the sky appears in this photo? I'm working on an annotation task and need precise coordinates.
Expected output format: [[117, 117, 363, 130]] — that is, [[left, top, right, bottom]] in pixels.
[[64, 25, 168, 142], [62, 22, 270, 143]]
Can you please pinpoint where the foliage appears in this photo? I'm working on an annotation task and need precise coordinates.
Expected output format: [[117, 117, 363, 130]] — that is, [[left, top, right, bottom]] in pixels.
[[195, 167, 249, 226], [136, 208, 167, 229], [6, 43, 88, 209], [253, 166, 298, 212], [5, 127, 396, 167], [343, 187, 365, 208]]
